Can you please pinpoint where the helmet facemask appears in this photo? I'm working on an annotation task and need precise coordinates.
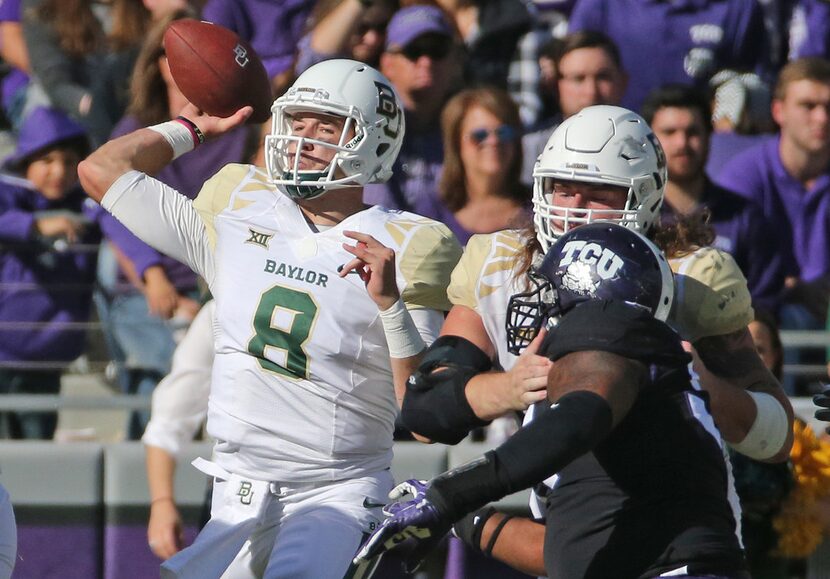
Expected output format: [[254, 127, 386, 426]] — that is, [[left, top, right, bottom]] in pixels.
[[264, 60, 405, 201], [531, 105, 667, 252], [265, 102, 367, 200], [505, 269, 561, 355]]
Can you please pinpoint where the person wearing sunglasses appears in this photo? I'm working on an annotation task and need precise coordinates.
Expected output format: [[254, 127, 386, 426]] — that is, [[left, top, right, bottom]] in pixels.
[[420, 86, 530, 245], [364, 5, 462, 215]]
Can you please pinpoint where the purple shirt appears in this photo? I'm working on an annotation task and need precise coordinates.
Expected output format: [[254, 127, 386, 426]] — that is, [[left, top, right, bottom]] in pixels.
[[568, 0, 767, 111], [705, 131, 767, 179], [413, 193, 471, 246], [363, 118, 444, 216], [661, 179, 787, 313], [715, 135, 830, 282], [789, 0, 830, 60], [0, 0, 28, 112], [101, 115, 253, 292], [202, 0, 313, 79], [0, 174, 100, 363]]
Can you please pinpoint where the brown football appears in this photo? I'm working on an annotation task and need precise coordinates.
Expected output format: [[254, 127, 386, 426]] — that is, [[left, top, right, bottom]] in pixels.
[[163, 19, 272, 123]]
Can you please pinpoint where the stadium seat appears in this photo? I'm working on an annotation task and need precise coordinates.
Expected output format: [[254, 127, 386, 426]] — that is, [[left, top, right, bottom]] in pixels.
[[103, 442, 212, 579], [391, 441, 449, 483], [0, 442, 104, 579]]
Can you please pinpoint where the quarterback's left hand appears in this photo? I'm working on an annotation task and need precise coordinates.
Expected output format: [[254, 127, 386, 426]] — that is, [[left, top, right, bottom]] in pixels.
[[353, 479, 451, 573], [340, 230, 400, 311]]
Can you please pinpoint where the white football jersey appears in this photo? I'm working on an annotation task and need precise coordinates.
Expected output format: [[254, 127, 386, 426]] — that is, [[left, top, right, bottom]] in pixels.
[[104, 164, 461, 482], [447, 230, 532, 371]]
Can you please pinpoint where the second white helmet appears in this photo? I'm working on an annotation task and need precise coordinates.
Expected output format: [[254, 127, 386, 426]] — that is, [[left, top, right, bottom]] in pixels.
[[532, 105, 667, 251], [265, 59, 405, 200]]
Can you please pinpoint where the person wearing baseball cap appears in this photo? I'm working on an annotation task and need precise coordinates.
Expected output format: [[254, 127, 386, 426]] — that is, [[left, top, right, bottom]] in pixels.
[[384, 4, 454, 55], [3, 106, 90, 175], [364, 5, 461, 213]]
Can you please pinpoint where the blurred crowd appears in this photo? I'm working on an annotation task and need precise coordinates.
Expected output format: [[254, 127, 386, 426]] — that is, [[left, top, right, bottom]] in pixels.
[[2, 0, 830, 575], [3, 0, 830, 428]]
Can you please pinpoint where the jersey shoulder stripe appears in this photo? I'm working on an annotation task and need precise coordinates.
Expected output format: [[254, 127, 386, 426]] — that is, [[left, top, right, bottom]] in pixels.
[[192, 164, 274, 247], [448, 230, 525, 311], [669, 246, 753, 342]]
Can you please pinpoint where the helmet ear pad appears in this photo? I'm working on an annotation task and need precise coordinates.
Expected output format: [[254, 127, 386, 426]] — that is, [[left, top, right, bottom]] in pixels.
[[531, 105, 667, 251], [265, 59, 405, 197]]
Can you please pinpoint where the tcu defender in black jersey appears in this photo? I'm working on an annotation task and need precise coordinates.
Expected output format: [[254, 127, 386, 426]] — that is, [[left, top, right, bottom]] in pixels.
[[355, 223, 747, 579]]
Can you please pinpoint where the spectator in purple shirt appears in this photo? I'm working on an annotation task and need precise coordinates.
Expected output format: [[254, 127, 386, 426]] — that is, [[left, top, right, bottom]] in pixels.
[[94, 10, 256, 439], [364, 5, 462, 214], [716, 57, 830, 393], [705, 70, 775, 178], [641, 84, 786, 315], [788, 0, 830, 62], [201, 0, 313, 98], [0, 106, 95, 439], [568, 0, 769, 112]]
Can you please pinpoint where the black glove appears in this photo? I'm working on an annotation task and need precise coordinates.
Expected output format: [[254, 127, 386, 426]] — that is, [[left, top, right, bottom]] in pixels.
[[452, 506, 497, 552], [814, 386, 830, 431]]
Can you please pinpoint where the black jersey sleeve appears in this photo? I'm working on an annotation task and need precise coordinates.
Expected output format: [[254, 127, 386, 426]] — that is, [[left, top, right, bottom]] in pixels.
[[541, 300, 691, 368]]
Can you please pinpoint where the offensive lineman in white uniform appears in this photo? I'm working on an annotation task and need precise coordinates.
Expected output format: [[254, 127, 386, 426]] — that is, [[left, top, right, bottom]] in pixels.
[[79, 60, 461, 578], [392, 106, 794, 575]]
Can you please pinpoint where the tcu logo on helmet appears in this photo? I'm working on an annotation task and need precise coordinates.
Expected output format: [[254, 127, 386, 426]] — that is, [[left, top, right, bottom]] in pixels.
[[559, 240, 624, 280]]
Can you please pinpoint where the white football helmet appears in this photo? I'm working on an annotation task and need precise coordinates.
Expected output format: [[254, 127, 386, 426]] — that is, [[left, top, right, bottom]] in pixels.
[[265, 59, 405, 200], [532, 105, 667, 251]]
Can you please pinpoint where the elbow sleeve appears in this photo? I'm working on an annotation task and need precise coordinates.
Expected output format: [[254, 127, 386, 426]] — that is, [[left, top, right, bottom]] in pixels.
[[401, 336, 493, 444], [730, 391, 789, 460]]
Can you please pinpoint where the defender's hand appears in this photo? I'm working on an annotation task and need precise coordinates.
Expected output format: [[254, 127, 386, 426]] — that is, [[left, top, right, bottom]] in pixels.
[[353, 479, 450, 573]]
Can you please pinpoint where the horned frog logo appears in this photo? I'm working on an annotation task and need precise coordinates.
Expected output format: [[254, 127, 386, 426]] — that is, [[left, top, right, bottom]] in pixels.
[[558, 239, 625, 295], [560, 261, 598, 296]]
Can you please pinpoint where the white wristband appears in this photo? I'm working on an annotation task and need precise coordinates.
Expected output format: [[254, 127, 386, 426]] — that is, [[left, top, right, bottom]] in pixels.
[[379, 298, 426, 359], [730, 391, 789, 460], [147, 118, 202, 160]]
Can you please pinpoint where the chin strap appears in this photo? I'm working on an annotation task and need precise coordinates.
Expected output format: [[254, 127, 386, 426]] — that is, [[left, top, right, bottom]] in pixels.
[[281, 170, 328, 200]]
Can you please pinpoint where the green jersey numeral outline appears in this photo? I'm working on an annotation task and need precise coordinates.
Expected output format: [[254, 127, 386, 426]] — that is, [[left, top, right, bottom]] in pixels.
[[247, 284, 319, 379]]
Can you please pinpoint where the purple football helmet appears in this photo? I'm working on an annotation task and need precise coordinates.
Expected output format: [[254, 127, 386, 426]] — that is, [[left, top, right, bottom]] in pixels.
[[506, 222, 673, 354]]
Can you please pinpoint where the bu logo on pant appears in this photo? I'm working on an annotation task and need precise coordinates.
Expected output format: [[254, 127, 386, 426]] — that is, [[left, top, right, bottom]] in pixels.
[[238, 481, 253, 505]]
